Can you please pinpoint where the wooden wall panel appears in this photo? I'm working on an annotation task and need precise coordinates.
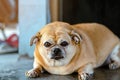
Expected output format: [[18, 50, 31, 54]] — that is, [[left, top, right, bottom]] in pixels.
[[50, 0, 59, 21]]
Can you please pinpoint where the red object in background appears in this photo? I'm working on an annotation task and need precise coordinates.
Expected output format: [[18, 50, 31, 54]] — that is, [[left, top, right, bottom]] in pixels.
[[5, 34, 18, 48]]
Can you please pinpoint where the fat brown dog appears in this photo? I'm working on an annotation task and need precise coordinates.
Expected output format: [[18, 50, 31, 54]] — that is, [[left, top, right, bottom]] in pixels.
[[26, 22, 120, 80]]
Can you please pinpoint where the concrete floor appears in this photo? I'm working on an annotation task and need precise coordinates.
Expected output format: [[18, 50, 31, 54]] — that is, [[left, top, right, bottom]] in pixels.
[[0, 54, 120, 80]]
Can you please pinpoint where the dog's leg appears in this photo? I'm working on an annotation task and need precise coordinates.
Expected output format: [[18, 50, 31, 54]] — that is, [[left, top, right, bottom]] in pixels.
[[109, 44, 120, 70], [78, 63, 94, 80], [25, 60, 43, 78]]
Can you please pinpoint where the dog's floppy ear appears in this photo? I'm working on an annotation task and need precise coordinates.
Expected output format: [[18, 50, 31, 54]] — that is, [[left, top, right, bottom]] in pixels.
[[70, 30, 82, 44], [30, 32, 41, 46]]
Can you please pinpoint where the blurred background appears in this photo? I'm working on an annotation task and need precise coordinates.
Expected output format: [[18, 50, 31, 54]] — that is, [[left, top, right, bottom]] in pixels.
[[0, 0, 120, 80], [0, 0, 18, 54]]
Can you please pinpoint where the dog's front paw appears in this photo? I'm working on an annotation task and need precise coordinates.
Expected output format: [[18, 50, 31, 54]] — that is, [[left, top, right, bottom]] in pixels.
[[25, 69, 41, 78], [78, 72, 93, 80]]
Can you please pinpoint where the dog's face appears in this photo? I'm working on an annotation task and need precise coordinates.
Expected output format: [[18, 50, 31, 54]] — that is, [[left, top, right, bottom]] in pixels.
[[30, 22, 82, 67]]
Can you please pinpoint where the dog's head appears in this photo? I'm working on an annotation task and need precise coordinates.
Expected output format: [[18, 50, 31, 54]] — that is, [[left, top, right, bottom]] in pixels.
[[30, 22, 82, 67]]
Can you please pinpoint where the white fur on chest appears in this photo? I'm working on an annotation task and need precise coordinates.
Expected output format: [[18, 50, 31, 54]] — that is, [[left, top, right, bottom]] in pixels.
[[44, 66, 74, 75]]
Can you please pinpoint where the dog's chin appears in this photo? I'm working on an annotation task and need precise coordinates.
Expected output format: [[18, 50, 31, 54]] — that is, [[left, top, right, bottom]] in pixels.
[[47, 57, 67, 67]]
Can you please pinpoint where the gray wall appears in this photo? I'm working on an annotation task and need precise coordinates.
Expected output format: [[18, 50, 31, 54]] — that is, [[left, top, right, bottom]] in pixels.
[[19, 0, 48, 57]]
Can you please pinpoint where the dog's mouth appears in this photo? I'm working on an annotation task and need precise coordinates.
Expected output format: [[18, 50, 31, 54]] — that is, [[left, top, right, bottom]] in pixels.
[[51, 56, 64, 60]]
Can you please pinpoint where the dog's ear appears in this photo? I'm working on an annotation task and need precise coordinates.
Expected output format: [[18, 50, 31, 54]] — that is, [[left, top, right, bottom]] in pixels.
[[70, 30, 82, 44], [30, 32, 41, 46]]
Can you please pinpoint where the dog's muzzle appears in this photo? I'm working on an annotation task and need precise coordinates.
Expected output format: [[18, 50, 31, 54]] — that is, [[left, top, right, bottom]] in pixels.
[[51, 48, 64, 60]]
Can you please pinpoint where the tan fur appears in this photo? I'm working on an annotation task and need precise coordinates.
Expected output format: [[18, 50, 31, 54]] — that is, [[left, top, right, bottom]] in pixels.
[[26, 22, 120, 80], [73, 23, 120, 67]]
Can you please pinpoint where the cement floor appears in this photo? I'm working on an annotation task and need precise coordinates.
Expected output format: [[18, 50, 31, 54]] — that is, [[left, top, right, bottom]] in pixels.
[[0, 54, 120, 80]]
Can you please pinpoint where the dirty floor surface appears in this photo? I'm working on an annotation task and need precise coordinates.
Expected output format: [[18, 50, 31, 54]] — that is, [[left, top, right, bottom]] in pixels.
[[0, 54, 120, 80]]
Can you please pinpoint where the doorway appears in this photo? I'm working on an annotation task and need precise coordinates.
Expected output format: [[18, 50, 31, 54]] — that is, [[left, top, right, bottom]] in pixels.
[[61, 0, 120, 37]]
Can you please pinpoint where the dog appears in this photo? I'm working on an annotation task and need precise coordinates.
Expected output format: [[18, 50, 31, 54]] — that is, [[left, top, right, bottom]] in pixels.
[[25, 22, 120, 80]]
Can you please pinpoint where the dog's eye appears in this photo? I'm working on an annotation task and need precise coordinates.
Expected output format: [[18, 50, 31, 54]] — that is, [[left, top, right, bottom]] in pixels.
[[44, 42, 52, 47], [60, 41, 69, 47]]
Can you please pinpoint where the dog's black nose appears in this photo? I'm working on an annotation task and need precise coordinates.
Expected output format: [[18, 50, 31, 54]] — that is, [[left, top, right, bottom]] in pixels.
[[53, 48, 61, 54], [51, 48, 63, 60]]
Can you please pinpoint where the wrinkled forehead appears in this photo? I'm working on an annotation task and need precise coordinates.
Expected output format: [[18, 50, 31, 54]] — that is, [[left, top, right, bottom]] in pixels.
[[41, 31, 71, 43]]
